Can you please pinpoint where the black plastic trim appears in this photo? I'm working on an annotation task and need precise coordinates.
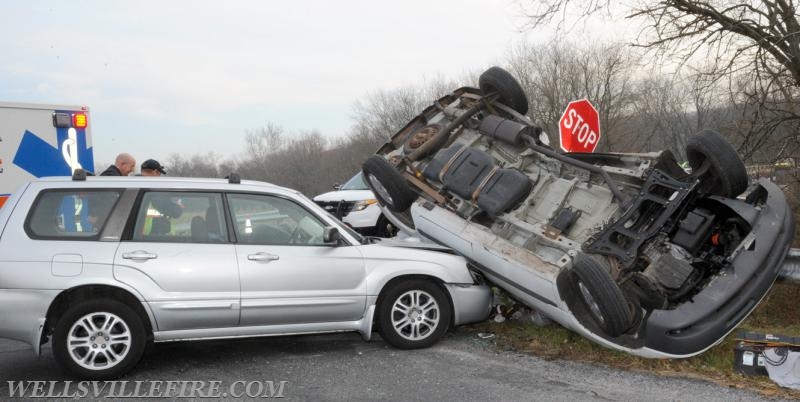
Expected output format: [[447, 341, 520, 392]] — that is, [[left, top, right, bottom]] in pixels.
[[643, 179, 795, 355], [584, 169, 695, 268]]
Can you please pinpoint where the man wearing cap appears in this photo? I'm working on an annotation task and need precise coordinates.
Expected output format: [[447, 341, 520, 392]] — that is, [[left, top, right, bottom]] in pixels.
[[141, 159, 167, 176], [138, 159, 177, 236]]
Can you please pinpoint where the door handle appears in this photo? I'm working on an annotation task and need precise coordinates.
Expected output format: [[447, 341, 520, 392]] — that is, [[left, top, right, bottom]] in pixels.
[[122, 250, 158, 261], [247, 252, 280, 262]]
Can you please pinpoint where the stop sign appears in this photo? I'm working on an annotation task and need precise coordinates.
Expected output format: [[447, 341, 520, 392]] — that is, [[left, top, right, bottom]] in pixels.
[[559, 99, 601, 153]]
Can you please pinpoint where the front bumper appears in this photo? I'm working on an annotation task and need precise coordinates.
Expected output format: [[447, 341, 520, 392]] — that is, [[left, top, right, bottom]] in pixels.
[[0, 289, 59, 352], [644, 179, 795, 356], [445, 283, 492, 325]]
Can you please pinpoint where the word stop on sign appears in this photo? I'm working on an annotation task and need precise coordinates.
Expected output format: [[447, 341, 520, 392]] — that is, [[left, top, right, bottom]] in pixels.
[[559, 99, 602, 153]]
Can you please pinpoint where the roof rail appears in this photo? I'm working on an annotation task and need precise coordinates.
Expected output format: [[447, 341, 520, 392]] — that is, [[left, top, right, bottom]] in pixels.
[[227, 173, 241, 184], [72, 169, 88, 181]]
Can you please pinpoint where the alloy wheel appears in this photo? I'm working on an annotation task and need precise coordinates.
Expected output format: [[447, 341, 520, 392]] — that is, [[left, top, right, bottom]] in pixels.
[[67, 312, 132, 371], [390, 290, 440, 341]]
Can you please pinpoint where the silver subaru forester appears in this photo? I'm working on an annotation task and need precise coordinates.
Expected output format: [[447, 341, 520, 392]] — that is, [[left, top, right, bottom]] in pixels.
[[0, 174, 491, 379]]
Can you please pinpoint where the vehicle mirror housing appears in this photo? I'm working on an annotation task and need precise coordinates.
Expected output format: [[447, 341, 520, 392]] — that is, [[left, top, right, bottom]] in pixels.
[[323, 226, 341, 245], [333, 182, 341, 190]]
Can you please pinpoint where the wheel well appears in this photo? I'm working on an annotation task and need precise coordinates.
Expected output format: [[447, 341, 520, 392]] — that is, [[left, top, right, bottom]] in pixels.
[[44, 285, 154, 343], [375, 274, 456, 329]]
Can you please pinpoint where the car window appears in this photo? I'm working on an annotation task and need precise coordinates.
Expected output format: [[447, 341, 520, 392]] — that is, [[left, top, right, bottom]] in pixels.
[[340, 172, 369, 190], [131, 192, 228, 243], [26, 190, 121, 239], [228, 193, 327, 246]]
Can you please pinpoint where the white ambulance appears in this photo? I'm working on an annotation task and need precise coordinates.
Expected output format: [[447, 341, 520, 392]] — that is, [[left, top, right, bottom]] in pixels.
[[0, 102, 94, 208]]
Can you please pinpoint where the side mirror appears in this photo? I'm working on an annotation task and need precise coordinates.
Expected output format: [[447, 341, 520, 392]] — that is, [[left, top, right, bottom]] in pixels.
[[323, 226, 341, 245], [333, 182, 341, 191]]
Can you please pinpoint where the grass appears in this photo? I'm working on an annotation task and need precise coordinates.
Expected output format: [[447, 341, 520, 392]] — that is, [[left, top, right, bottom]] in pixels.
[[464, 281, 800, 399]]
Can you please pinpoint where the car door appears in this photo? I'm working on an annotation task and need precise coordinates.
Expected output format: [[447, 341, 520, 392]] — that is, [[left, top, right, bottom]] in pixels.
[[113, 191, 240, 331], [227, 192, 366, 327]]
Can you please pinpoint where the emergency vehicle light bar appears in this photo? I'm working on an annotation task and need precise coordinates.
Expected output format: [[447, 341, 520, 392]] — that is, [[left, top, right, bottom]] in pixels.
[[52, 112, 88, 129]]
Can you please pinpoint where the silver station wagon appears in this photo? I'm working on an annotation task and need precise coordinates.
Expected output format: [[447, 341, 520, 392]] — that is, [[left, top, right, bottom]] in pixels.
[[0, 173, 491, 379]]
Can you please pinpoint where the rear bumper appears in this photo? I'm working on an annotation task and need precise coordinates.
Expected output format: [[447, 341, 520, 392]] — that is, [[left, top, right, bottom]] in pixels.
[[446, 283, 492, 325], [0, 289, 59, 351], [644, 180, 795, 356]]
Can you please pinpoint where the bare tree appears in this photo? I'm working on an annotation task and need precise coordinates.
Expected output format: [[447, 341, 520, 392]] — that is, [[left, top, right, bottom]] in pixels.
[[350, 77, 461, 143], [164, 152, 229, 178], [621, 74, 735, 156], [522, 0, 799, 81], [520, 0, 800, 163], [507, 40, 639, 151]]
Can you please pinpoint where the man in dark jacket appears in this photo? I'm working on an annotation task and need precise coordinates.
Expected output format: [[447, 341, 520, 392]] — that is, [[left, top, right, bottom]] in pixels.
[[100, 153, 136, 176]]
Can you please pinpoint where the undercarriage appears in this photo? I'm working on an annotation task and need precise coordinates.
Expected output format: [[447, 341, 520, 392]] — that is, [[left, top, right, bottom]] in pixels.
[[364, 67, 795, 356]]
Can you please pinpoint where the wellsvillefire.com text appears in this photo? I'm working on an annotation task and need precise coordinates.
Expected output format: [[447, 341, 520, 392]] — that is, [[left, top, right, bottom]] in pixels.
[[7, 380, 287, 398]]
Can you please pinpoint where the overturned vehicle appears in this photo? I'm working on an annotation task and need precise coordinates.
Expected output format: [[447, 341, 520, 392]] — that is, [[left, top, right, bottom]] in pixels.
[[362, 67, 795, 358]]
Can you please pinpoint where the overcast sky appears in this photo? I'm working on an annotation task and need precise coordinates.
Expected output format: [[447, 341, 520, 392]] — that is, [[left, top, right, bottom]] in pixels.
[[0, 0, 630, 167]]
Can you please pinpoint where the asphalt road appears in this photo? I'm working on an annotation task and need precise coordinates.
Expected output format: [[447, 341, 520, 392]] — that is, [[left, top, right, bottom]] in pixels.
[[0, 329, 776, 401]]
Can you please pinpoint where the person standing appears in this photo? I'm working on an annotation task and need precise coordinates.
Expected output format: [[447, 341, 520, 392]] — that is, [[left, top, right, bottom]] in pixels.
[[100, 153, 136, 176], [140, 159, 167, 176]]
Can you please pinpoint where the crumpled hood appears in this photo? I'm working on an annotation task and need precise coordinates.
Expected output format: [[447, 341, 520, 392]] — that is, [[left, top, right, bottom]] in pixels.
[[313, 190, 375, 202], [373, 235, 454, 253]]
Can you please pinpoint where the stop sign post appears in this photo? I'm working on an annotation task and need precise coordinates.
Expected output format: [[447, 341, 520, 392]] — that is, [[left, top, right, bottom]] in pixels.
[[559, 99, 601, 153]]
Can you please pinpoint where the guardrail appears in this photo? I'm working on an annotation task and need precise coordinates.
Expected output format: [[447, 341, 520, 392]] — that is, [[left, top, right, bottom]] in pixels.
[[780, 248, 800, 281]]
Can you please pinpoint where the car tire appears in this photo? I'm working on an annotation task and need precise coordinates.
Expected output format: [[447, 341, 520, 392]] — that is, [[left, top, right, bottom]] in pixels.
[[571, 257, 632, 337], [362, 155, 417, 213], [378, 279, 451, 349], [685, 129, 748, 198], [52, 299, 147, 380], [479, 66, 529, 115]]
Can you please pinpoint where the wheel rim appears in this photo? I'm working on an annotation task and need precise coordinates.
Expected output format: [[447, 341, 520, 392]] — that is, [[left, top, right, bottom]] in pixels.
[[67, 312, 132, 371], [578, 281, 605, 325], [367, 173, 394, 205], [390, 290, 440, 341]]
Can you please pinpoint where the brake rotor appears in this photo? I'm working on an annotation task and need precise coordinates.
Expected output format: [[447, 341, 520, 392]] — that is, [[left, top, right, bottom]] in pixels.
[[405, 124, 441, 151]]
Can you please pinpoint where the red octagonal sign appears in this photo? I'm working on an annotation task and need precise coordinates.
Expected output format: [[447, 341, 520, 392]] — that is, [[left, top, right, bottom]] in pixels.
[[559, 99, 601, 153]]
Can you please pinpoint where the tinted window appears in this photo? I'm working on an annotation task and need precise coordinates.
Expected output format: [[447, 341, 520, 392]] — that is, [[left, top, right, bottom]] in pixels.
[[132, 192, 228, 243], [228, 194, 327, 246], [27, 190, 121, 239]]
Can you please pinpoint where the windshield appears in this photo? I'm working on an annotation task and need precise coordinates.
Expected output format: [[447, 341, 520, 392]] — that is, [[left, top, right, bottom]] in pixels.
[[340, 172, 369, 191]]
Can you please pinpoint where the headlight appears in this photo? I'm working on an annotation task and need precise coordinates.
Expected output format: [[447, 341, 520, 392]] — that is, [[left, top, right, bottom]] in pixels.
[[468, 268, 486, 285], [353, 199, 378, 211]]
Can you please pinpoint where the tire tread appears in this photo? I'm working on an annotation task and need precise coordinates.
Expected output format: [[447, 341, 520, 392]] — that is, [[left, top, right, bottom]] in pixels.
[[686, 130, 748, 197], [572, 257, 632, 337]]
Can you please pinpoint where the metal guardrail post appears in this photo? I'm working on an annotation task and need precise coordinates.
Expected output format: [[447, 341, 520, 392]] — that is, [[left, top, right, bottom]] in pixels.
[[779, 248, 800, 281]]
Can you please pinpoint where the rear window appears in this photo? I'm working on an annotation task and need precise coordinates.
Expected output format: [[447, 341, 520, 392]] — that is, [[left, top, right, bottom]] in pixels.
[[26, 190, 121, 239]]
